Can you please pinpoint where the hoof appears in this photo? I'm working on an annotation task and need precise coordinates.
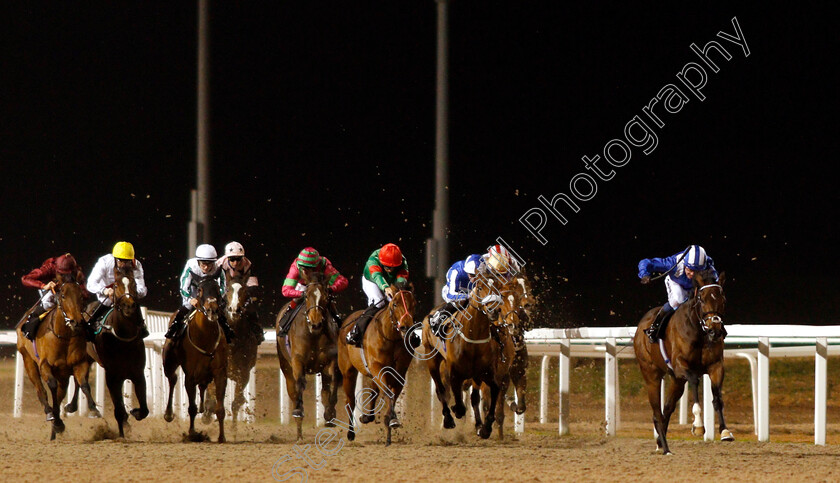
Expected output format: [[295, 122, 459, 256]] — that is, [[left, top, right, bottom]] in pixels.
[[163, 411, 174, 423], [721, 429, 734, 442], [691, 425, 704, 436], [451, 404, 466, 419], [663, 451, 673, 456], [360, 414, 375, 424], [292, 409, 303, 419], [478, 425, 492, 439], [64, 403, 78, 414], [46, 413, 55, 422], [388, 418, 401, 429], [53, 419, 66, 434], [514, 406, 526, 415], [443, 414, 456, 429], [131, 408, 149, 421], [324, 421, 336, 428], [88, 409, 103, 419], [347, 430, 356, 441], [218, 436, 226, 444]]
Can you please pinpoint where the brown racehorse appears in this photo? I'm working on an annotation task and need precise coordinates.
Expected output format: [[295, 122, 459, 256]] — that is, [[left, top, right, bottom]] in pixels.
[[224, 272, 260, 424], [421, 278, 506, 439], [275, 271, 340, 440], [633, 270, 731, 455], [336, 281, 416, 446], [467, 281, 521, 440], [90, 266, 149, 437], [15, 279, 93, 440], [163, 278, 228, 443], [506, 272, 535, 416]]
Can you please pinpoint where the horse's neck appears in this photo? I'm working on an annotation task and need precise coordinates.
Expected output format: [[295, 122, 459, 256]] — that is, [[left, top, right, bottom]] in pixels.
[[192, 311, 220, 340], [50, 308, 71, 337], [459, 301, 490, 338], [674, 300, 702, 339]]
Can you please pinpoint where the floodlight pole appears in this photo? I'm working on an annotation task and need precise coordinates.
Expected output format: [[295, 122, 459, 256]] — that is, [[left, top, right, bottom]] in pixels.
[[190, 0, 211, 258], [429, 0, 450, 305]]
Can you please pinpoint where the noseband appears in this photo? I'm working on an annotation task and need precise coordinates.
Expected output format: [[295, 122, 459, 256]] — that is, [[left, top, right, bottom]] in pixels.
[[694, 284, 724, 334]]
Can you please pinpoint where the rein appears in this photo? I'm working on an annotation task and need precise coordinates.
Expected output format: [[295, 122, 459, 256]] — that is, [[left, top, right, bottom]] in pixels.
[[693, 283, 724, 333], [48, 285, 82, 340], [378, 290, 413, 342], [186, 310, 222, 358]]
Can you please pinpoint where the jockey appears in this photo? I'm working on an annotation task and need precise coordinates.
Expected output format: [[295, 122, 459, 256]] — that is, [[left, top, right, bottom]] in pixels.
[[215, 241, 263, 339], [480, 244, 521, 281], [276, 247, 349, 337], [165, 244, 235, 343], [345, 243, 409, 347], [21, 253, 90, 341], [428, 254, 483, 336], [638, 245, 719, 343], [86, 241, 150, 339]]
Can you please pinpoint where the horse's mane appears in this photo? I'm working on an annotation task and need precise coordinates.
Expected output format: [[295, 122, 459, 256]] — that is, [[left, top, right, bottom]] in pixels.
[[198, 277, 221, 299], [393, 279, 412, 292], [307, 270, 326, 285], [693, 269, 718, 288]]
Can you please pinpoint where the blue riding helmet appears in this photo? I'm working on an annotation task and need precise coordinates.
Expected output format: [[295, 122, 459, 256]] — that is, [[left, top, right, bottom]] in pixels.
[[463, 254, 483, 275], [684, 245, 707, 270]]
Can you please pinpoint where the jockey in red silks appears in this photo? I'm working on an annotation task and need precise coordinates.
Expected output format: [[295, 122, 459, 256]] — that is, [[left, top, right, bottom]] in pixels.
[[276, 247, 349, 336], [21, 253, 90, 340]]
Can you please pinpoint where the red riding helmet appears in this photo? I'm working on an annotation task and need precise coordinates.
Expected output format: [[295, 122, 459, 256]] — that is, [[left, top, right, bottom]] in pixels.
[[379, 243, 403, 267], [55, 253, 77, 274]]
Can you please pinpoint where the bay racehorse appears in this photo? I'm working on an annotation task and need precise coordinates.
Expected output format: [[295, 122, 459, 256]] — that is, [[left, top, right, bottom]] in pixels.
[[633, 270, 731, 455], [275, 271, 340, 440], [421, 278, 505, 439], [15, 279, 93, 440], [163, 278, 228, 442], [467, 280, 521, 440], [336, 281, 416, 446], [90, 266, 149, 437], [224, 272, 260, 424], [506, 272, 535, 416]]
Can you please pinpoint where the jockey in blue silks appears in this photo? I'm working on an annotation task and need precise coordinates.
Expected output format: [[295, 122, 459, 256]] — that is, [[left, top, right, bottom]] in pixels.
[[429, 254, 484, 336], [638, 245, 718, 343]]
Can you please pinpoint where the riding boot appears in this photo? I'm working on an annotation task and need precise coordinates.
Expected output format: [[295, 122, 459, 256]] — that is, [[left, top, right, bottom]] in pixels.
[[165, 306, 190, 340], [218, 311, 236, 344], [82, 303, 110, 341], [23, 305, 48, 341], [645, 303, 674, 343], [139, 319, 150, 339], [277, 297, 304, 337], [327, 298, 343, 326], [430, 301, 460, 337], [346, 303, 382, 348]]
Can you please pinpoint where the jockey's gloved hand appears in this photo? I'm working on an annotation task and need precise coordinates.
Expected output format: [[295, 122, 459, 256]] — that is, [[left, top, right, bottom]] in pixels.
[[640, 275, 651, 285]]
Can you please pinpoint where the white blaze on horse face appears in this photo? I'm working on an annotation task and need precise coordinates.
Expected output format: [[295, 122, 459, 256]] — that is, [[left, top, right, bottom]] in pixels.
[[314, 288, 321, 307], [517, 278, 527, 293], [230, 283, 242, 310], [508, 294, 515, 307], [122, 277, 130, 292]]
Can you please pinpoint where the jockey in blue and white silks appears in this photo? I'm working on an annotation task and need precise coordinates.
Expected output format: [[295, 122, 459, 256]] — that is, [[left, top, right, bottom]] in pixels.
[[638, 245, 718, 343], [430, 254, 483, 335]]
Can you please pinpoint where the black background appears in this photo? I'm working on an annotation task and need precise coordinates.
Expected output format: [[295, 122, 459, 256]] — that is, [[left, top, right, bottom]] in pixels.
[[1, 3, 837, 328]]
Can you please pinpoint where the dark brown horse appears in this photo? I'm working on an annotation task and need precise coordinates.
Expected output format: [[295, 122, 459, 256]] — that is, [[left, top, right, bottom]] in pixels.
[[163, 278, 228, 443], [467, 280, 520, 440], [15, 279, 92, 439], [421, 278, 506, 439], [275, 271, 340, 440], [90, 265, 149, 437], [336, 281, 416, 445], [506, 272, 535, 416], [633, 270, 731, 455], [224, 272, 260, 424]]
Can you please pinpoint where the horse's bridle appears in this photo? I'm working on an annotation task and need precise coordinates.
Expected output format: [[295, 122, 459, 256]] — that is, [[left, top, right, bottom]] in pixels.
[[304, 284, 330, 329], [387, 290, 414, 333], [48, 283, 83, 339], [694, 284, 725, 333]]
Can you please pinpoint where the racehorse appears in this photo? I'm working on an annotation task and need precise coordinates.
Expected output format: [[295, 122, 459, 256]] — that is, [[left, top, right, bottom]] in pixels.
[[421, 278, 506, 439], [163, 278, 228, 443], [275, 271, 340, 440], [15, 279, 93, 440], [466, 280, 521, 440], [90, 265, 149, 437], [506, 272, 535, 416], [224, 272, 260, 424], [633, 270, 731, 455], [336, 281, 416, 446]]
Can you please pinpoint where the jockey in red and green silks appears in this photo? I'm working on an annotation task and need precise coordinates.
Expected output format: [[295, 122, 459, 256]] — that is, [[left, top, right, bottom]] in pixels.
[[346, 243, 409, 347], [276, 247, 348, 336]]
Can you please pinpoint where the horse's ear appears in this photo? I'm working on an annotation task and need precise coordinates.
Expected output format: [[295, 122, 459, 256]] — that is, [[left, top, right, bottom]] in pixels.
[[718, 271, 726, 286]]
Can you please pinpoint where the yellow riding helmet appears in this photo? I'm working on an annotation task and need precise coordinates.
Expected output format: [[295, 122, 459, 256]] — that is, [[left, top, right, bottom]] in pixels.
[[487, 253, 510, 274], [112, 241, 135, 260]]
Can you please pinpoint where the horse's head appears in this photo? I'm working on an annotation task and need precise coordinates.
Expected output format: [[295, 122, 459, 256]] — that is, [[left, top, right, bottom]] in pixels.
[[471, 278, 503, 322], [499, 285, 525, 350], [388, 280, 416, 334], [197, 279, 221, 323], [224, 274, 250, 321], [513, 272, 536, 330], [112, 266, 138, 319], [303, 271, 330, 334], [55, 280, 86, 330], [692, 270, 727, 341]]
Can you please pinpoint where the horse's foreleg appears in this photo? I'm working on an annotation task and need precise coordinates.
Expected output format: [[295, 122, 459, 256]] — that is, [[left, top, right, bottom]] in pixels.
[[162, 341, 179, 423], [341, 367, 359, 441], [689, 376, 703, 436], [384, 377, 404, 447], [198, 383, 207, 413], [64, 376, 80, 414], [130, 372, 149, 421], [708, 362, 733, 441], [214, 371, 227, 443], [320, 368, 336, 426], [185, 380, 198, 436], [106, 373, 128, 438], [429, 362, 455, 429], [291, 361, 307, 420], [478, 380, 500, 440], [21, 353, 50, 415], [495, 377, 510, 441], [73, 362, 102, 418], [470, 384, 483, 430], [449, 372, 467, 420]]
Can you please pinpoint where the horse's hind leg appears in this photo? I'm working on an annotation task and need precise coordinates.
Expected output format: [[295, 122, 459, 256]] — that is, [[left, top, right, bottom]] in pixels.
[[162, 343, 179, 422], [73, 362, 102, 418], [449, 372, 467, 420], [214, 373, 227, 443], [478, 380, 500, 440], [341, 367, 359, 441], [429, 362, 455, 429], [64, 376, 80, 414], [495, 378, 510, 441], [320, 367, 337, 426], [185, 381, 198, 436], [644, 378, 669, 454], [106, 373, 128, 438], [689, 377, 703, 436], [470, 384, 483, 431], [708, 362, 733, 441], [21, 352, 50, 416]]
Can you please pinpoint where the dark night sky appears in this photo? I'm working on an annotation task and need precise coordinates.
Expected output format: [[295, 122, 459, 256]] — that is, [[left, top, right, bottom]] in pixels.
[[1, 2, 837, 329]]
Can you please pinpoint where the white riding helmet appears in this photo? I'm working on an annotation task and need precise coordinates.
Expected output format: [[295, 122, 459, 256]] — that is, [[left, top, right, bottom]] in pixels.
[[225, 241, 245, 257], [195, 244, 218, 261], [684, 245, 707, 270]]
